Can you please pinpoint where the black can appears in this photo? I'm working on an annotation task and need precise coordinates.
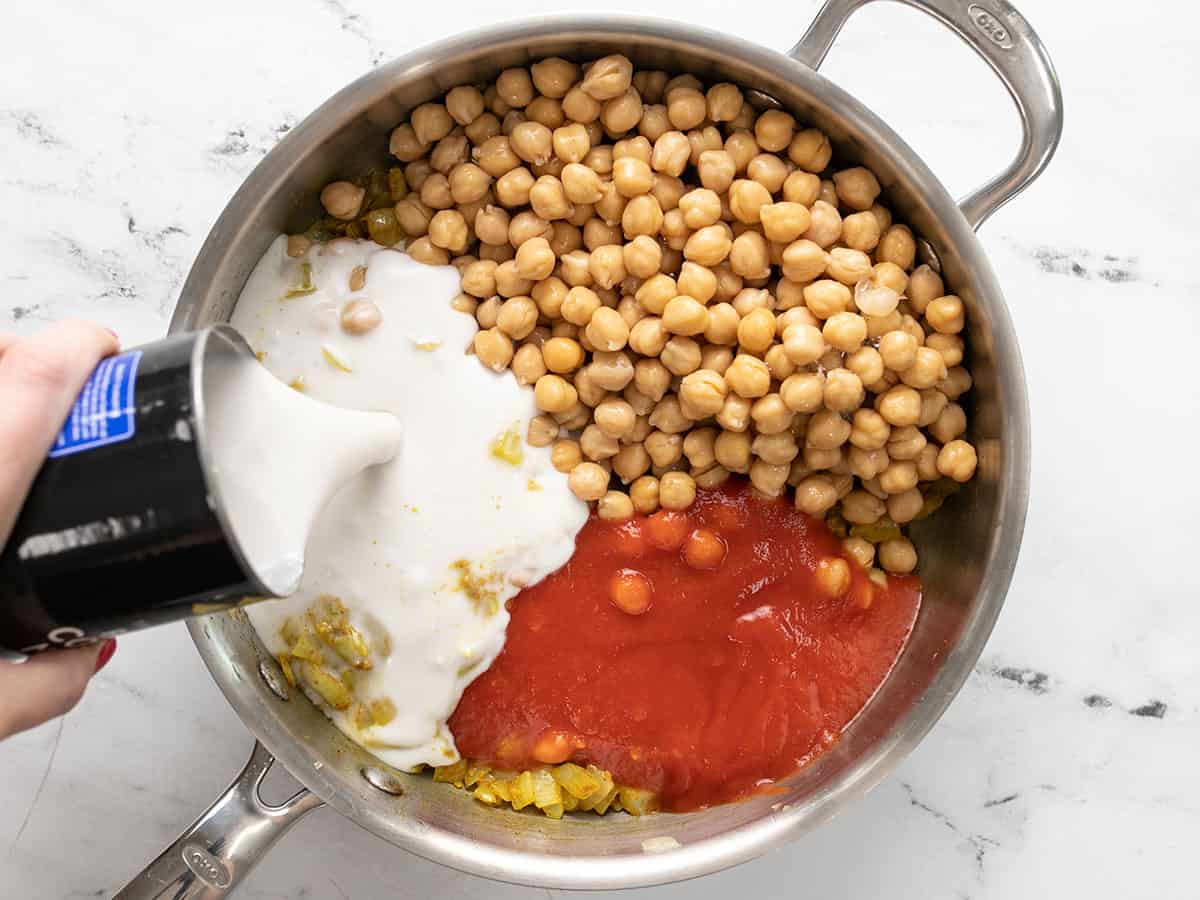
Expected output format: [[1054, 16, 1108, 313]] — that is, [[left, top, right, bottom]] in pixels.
[[0, 326, 276, 658]]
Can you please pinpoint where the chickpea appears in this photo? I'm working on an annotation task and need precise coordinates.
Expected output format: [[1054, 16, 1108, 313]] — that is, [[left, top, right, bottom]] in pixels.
[[559, 249, 593, 287], [887, 425, 927, 461], [581, 54, 633, 101], [749, 109, 792, 153], [320, 181, 365, 220], [648, 394, 693, 435], [529, 175, 574, 220], [728, 179, 772, 224], [877, 459, 917, 495], [849, 408, 891, 451], [760, 202, 812, 244], [678, 369, 728, 418], [592, 490, 634, 522], [286, 234, 311, 259], [697, 150, 737, 193], [585, 306, 630, 352], [588, 244, 626, 289], [908, 264, 944, 314], [709, 429, 750, 473], [840, 490, 884, 526], [511, 343, 548, 386], [714, 393, 751, 432], [560, 84, 601, 125], [602, 87, 643, 134], [636, 104, 670, 142], [508, 236, 554, 281], [936, 439, 978, 483], [879, 330, 919, 372], [430, 133, 468, 174], [684, 224, 732, 266], [627, 362, 667, 406], [621, 194, 664, 238], [841, 211, 881, 252], [645, 430, 684, 468], [539, 337, 582, 375], [826, 247, 873, 286], [473, 327, 514, 371], [495, 166, 535, 206], [786, 128, 831, 172], [464, 112, 501, 145], [572, 366, 606, 406], [899, 346, 948, 390], [752, 431, 800, 466], [926, 294, 965, 334], [679, 188, 722, 229], [724, 354, 771, 399], [610, 443, 650, 484], [885, 488, 923, 525], [548, 439, 583, 474], [748, 458, 789, 497], [522, 415, 561, 450], [843, 346, 882, 387], [805, 408, 850, 450], [763, 345, 795, 381], [823, 368, 864, 412], [495, 296, 538, 340], [527, 57, 576, 99], [419, 172, 454, 210], [458, 259, 497, 298], [747, 394, 790, 435], [670, 263, 712, 306], [659, 336, 702, 376], [803, 200, 842, 248], [609, 156, 651, 198], [443, 85, 485, 127], [475, 297, 502, 329], [781, 171, 819, 207], [877, 385, 922, 426], [583, 216, 623, 250], [878, 537, 917, 574], [589, 350, 635, 391], [842, 537, 875, 570], [661, 208, 690, 250], [534, 374, 579, 413], [938, 366, 973, 401], [818, 179, 838, 206], [926, 333, 964, 368], [389, 123, 428, 162], [494, 260, 533, 298], [568, 461, 610, 501], [407, 236, 450, 266], [816, 311, 863, 354], [830, 166, 881, 211], [729, 231, 771, 279], [782, 240, 829, 283], [736, 307, 776, 354], [740, 153, 784, 193], [878, 224, 916, 269], [667, 88, 706, 131], [624, 475, 658, 514], [794, 474, 837, 516], [581, 423, 620, 461], [469, 204, 507, 245], [848, 446, 889, 480]]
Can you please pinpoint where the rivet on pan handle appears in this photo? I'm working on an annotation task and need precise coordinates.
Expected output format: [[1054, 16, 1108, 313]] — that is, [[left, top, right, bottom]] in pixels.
[[114, 743, 323, 900], [788, 0, 1064, 230]]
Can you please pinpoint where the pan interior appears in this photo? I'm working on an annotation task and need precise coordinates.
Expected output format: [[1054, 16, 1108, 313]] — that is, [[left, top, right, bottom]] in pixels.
[[181, 16, 1027, 889]]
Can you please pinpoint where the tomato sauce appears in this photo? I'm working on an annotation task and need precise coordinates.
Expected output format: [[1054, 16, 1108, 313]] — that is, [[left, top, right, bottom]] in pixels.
[[448, 482, 921, 812]]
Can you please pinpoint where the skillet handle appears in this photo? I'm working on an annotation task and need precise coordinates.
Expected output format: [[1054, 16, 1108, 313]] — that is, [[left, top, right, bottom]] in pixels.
[[114, 742, 323, 899], [788, 0, 1063, 229]]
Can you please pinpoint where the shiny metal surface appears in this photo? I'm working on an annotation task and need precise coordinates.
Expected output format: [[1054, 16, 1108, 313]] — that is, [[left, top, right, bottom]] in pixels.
[[115, 743, 322, 899], [789, 0, 1063, 228], [132, 0, 1058, 891]]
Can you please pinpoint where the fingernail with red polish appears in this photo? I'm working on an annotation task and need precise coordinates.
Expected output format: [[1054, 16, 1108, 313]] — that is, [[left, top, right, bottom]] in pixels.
[[94, 638, 117, 673]]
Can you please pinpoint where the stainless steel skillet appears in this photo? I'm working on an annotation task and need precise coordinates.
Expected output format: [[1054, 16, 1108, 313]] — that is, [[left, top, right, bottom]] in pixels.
[[119, 2, 1061, 894]]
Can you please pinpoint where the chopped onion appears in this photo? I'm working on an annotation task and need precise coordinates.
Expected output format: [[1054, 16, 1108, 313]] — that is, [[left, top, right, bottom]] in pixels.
[[854, 279, 901, 317]]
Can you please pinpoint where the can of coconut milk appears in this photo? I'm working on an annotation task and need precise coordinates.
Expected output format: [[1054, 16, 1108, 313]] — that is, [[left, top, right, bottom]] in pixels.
[[0, 326, 270, 658]]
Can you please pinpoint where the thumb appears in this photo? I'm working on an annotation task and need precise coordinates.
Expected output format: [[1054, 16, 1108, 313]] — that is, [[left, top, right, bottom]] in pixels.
[[0, 639, 115, 739]]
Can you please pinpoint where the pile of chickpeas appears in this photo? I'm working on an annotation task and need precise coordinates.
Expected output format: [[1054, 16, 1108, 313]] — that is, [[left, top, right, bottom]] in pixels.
[[309, 54, 979, 576]]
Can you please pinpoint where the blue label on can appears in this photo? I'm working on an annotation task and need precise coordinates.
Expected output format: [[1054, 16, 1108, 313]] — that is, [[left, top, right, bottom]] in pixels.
[[48, 350, 143, 458]]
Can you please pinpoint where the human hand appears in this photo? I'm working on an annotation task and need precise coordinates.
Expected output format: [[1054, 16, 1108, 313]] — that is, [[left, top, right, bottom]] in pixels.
[[0, 320, 121, 739]]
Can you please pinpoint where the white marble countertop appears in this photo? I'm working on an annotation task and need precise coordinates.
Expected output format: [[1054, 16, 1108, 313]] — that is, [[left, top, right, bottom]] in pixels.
[[2, 1, 1197, 897]]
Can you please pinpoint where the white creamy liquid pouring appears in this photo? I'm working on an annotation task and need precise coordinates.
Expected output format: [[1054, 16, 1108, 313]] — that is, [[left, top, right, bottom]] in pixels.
[[204, 353, 403, 596], [230, 235, 587, 770]]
